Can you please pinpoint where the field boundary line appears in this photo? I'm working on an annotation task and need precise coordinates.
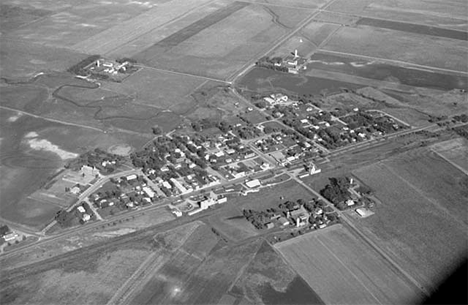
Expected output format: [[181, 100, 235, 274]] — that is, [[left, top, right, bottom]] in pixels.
[[430, 149, 468, 176], [139, 65, 228, 83], [381, 161, 468, 230], [316, 236, 383, 305], [316, 49, 468, 75], [229, 0, 341, 83], [0, 105, 105, 132]]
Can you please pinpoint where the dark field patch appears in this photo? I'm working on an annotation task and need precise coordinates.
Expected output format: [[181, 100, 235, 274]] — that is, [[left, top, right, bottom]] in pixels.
[[151, 1, 249, 50], [309, 53, 468, 91], [238, 67, 363, 96], [0, 4, 51, 31], [357, 17, 468, 41], [233, 241, 324, 305]]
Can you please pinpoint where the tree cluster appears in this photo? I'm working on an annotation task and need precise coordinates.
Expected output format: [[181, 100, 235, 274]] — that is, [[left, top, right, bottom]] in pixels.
[[320, 177, 351, 207], [67, 55, 101, 76]]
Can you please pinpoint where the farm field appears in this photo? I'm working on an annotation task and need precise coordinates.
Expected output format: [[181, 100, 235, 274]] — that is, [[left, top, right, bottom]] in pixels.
[[431, 138, 468, 172], [0, 108, 150, 230], [232, 241, 324, 304], [275, 225, 423, 305], [0, 221, 205, 305], [133, 2, 313, 79], [352, 160, 468, 291], [325, 0, 468, 30], [0, 207, 176, 271], [382, 147, 468, 225], [321, 26, 468, 72], [308, 52, 468, 91]]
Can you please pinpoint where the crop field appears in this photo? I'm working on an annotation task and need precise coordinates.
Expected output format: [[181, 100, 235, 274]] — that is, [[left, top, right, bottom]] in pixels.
[[326, 0, 468, 31], [431, 138, 468, 172], [132, 2, 313, 79], [0, 108, 151, 230], [383, 147, 468, 225], [275, 225, 423, 305], [353, 160, 468, 291], [232, 241, 324, 304], [3, 0, 154, 48], [321, 26, 468, 72]]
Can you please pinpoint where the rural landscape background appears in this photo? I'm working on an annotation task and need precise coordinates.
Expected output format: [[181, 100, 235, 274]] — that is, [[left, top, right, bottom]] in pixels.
[[0, 0, 467, 304]]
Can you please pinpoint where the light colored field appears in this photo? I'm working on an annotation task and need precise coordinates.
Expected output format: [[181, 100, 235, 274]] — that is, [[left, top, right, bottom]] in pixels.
[[240, 0, 326, 9], [275, 225, 422, 304], [72, 0, 212, 54], [134, 3, 312, 79], [431, 138, 468, 172], [353, 161, 468, 291], [321, 26, 468, 72], [7, 1, 152, 48]]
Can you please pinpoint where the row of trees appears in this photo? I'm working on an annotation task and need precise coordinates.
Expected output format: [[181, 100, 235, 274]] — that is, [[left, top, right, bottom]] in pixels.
[[68, 55, 100, 76]]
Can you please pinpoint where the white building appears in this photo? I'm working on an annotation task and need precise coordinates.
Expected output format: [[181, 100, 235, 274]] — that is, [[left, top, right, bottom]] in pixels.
[[245, 179, 261, 188], [142, 186, 155, 198]]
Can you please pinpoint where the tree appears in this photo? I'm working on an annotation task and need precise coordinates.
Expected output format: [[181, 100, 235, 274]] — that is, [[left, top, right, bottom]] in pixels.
[[152, 126, 163, 135]]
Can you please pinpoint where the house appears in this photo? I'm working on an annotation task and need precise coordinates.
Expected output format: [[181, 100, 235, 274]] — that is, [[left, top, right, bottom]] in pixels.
[[356, 208, 374, 218], [217, 196, 227, 204], [82, 213, 91, 222], [278, 217, 290, 226], [142, 186, 155, 198], [171, 208, 183, 217], [290, 206, 309, 227], [265, 222, 274, 229], [126, 174, 137, 181], [245, 179, 261, 188], [70, 186, 81, 195], [77, 206, 86, 214], [200, 197, 216, 210], [346, 199, 355, 206], [3, 232, 18, 242]]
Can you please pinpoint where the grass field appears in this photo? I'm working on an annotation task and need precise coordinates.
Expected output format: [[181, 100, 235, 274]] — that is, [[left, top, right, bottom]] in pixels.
[[206, 205, 259, 242], [321, 26, 468, 72], [353, 159, 468, 291], [0, 221, 203, 304], [431, 138, 468, 172], [275, 225, 422, 304], [103, 68, 207, 114], [229, 179, 314, 211]]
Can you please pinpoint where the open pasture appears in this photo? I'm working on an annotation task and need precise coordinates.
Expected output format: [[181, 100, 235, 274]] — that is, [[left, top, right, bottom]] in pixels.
[[353, 161, 468, 291], [206, 205, 259, 242], [167, 240, 262, 305], [233, 241, 324, 304], [0, 38, 88, 79], [0, 222, 203, 304], [431, 138, 468, 173], [275, 225, 422, 305], [230, 179, 314, 211], [321, 26, 468, 72], [380, 147, 468, 225], [102, 68, 207, 115], [133, 2, 313, 79]]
